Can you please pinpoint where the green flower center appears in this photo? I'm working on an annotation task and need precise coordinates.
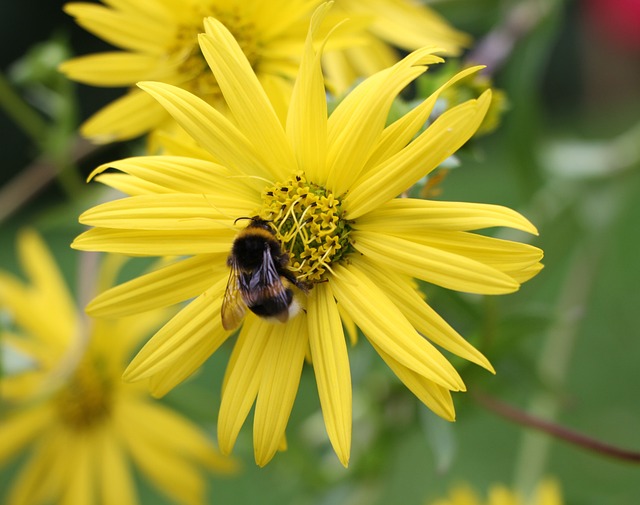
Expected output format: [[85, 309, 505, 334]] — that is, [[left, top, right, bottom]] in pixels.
[[171, 7, 260, 101], [259, 173, 353, 283], [56, 361, 112, 430]]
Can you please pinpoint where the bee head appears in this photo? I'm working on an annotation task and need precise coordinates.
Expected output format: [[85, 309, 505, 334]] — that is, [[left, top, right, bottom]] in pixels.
[[234, 216, 274, 233]]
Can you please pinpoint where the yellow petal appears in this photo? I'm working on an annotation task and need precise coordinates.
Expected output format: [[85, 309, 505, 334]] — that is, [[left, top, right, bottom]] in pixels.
[[511, 261, 545, 284], [115, 401, 204, 505], [59, 52, 162, 86], [285, 3, 331, 182], [352, 230, 519, 294], [1, 332, 54, 400], [95, 309, 175, 376], [148, 328, 226, 398], [337, 302, 358, 346], [0, 272, 69, 352], [218, 316, 272, 456], [330, 264, 464, 391], [307, 282, 352, 467], [6, 425, 66, 505], [137, 81, 274, 186], [353, 197, 539, 235], [354, 0, 470, 53], [72, 228, 233, 256], [321, 48, 358, 96], [332, 35, 400, 81], [199, 18, 296, 182], [355, 257, 493, 372], [372, 342, 456, 421], [59, 433, 93, 505], [405, 231, 544, 281], [326, 48, 443, 195], [0, 403, 52, 462], [101, 0, 175, 21], [64, 3, 171, 55], [17, 230, 77, 341], [123, 278, 229, 381], [534, 478, 563, 505], [78, 193, 255, 230], [259, 73, 294, 125], [94, 173, 167, 196], [88, 155, 260, 201], [117, 398, 236, 474], [361, 66, 484, 172], [345, 90, 492, 219], [95, 428, 138, 505], [251, 0, 318, 40], [254, 315, 308, 466], [80, 89, 167, 143], [87, 255, 224, 318]]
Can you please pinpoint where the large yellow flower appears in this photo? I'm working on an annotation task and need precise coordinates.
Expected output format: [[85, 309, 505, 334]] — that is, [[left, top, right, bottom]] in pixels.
[[0, 231, 235, 505], [60, 0, 357, 142], [72, 5, 543, 467], [429, 480, 563, 505]]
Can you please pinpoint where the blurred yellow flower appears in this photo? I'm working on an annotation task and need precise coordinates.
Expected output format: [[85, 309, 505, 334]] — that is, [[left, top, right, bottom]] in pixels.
[[60, 0, 468, 143], [72, 5, 542, 468], [0, 230, 236, 505], [326, 0, 471, 93], [429, 479, 563, 505], [59, 0, 345, 142]]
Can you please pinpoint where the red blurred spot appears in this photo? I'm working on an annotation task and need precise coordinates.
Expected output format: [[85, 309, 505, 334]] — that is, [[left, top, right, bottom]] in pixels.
[[585, 0, 640, 50]]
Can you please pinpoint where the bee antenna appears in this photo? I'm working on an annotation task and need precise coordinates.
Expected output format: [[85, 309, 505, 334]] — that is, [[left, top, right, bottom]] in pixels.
[[234, 216, 274, 225]]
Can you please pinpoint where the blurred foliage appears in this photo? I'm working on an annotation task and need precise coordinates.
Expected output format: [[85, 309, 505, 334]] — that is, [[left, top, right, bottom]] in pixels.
[[2, 0, 640, 504]]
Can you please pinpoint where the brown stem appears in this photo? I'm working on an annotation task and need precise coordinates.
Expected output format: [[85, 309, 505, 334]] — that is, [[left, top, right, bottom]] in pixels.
[[474, 391, 640, 464], [0, 136, 102, 223], [465, 0, 554, 76]]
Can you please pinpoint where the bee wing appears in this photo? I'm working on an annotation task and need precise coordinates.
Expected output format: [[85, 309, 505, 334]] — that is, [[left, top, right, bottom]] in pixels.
[[221, 260, 248, 331], [244, 247, 290, 309]]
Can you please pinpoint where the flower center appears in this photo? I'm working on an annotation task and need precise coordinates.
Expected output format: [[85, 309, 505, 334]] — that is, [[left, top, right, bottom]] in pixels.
[[171, 7, 260, 101], [259, 173, 353, 283], [56, 361, 112, 430]]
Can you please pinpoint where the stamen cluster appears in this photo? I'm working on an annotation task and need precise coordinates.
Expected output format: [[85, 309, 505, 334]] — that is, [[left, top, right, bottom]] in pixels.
[[260, 173, 352, 282], [56, 361, 112, 430]]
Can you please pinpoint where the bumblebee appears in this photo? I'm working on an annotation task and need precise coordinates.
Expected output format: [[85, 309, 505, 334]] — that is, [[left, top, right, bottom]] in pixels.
[[221, 217, 306, 331]]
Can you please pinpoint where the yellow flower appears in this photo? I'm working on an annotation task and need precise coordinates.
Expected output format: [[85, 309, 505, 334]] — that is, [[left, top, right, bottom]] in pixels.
[[60, 0, 357, 142], [60, 0, 468, 142], [429, 480, 563, 505], [72, 5, 543, 467], [326, 0, 471, 93], [0, 231, 235, 505]]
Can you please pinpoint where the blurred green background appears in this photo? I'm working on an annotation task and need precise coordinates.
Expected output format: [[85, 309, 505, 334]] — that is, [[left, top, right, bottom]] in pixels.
[[1, 0, 640, 504]]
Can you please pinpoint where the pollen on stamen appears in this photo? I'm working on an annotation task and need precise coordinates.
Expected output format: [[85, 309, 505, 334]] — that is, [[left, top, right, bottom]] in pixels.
[[259, 173, 353, 283]]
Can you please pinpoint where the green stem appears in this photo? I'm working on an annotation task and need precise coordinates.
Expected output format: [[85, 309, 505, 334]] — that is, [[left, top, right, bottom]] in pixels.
[[512, 236, 603, 496], [0, 72, 47, 146]]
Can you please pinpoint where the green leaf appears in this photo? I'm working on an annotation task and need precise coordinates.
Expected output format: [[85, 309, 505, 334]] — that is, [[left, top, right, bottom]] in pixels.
[[419, 407, 457, 474]]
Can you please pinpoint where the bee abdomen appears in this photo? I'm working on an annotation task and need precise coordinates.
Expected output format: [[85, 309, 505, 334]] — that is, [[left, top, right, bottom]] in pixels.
[[249, 288, 294, 317]]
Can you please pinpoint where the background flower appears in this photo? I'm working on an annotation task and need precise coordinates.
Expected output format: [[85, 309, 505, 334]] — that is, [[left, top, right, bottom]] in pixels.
[[326, 0, 471, 93], [0, 230, 236, 505], [59, 0, 362, 142], [429, 479, 563, 505]]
